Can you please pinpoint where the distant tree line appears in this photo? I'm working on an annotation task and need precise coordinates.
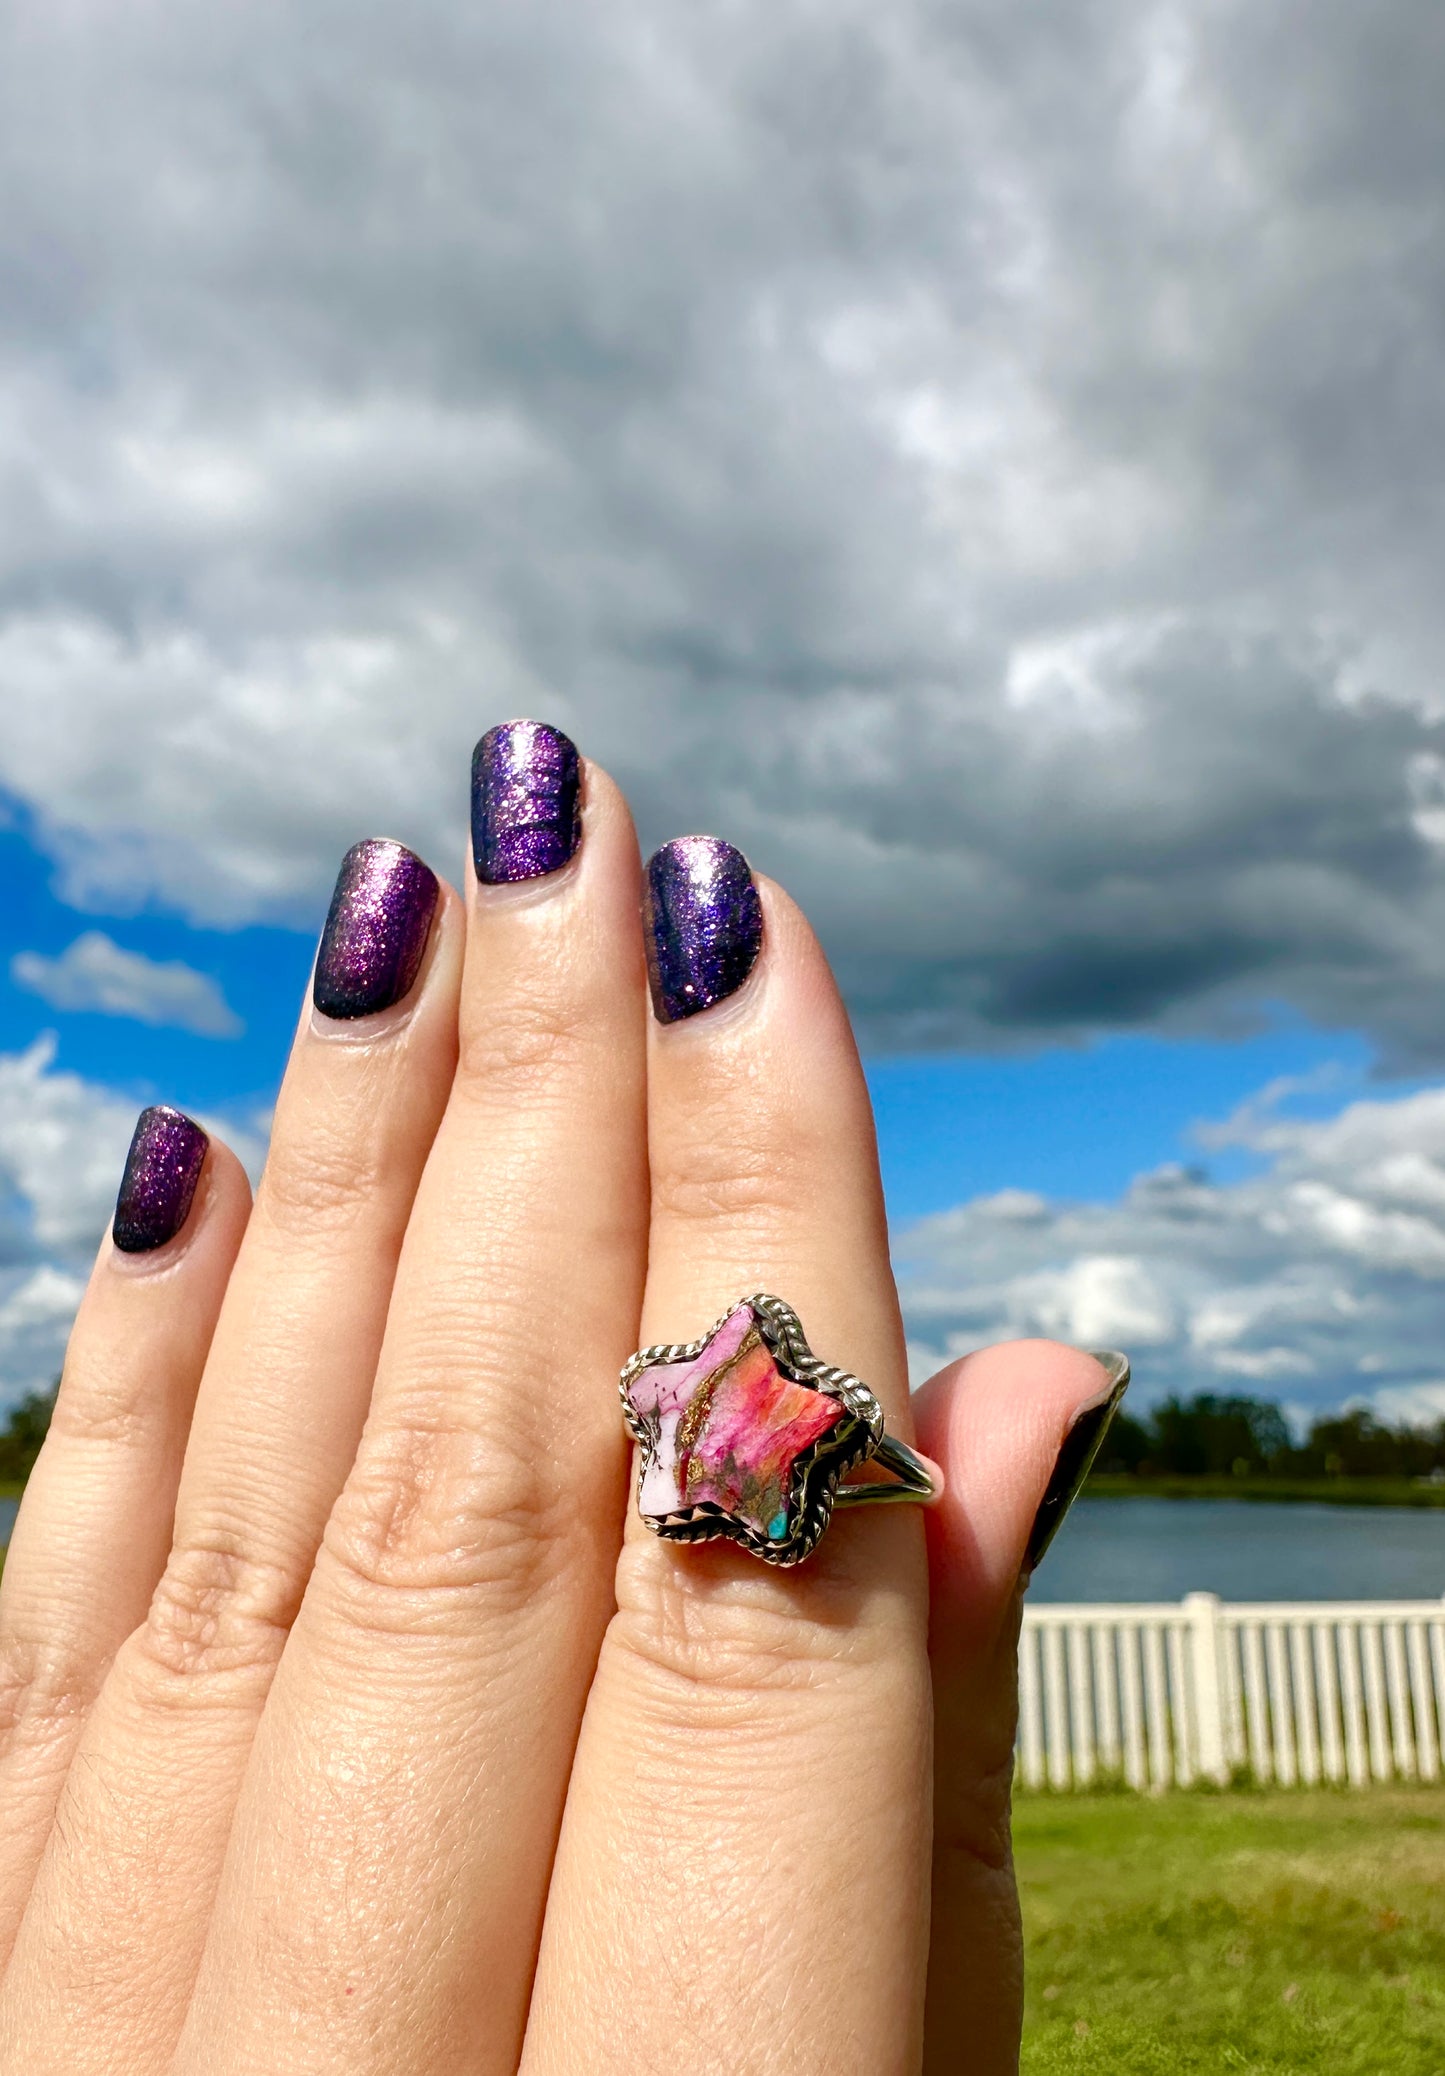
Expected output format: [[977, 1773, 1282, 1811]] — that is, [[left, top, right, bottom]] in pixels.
[[0, 1385, 56, 1485], [3, 1381, 1444, 1490], [1096, 1393, 1445, 1482]]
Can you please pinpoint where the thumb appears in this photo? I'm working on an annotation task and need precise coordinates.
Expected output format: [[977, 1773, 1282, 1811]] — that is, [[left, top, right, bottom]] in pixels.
[[913, 1339, 1130, 2076]]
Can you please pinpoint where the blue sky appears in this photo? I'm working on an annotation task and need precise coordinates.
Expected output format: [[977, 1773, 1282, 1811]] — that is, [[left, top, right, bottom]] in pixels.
[[8, 726, 1445, 1429], [868, 1027, 1413, 1226], [0, 804, 308, 1126], [4, 790, 1418, 1229]]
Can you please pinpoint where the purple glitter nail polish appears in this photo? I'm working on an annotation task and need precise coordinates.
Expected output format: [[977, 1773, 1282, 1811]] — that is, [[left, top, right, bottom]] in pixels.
[[112, 1105, 209, 1254], [471, 719, 582, 884], [643, 836, 763, 1023], [313, 838, 440, 1020]]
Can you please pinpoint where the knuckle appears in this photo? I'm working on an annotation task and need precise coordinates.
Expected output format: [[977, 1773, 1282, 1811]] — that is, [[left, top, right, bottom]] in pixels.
[[649, 1090, 844, 1234], [320, 1415, 568, 1627], [935, 1601, 1023, 1874], [937, 1749, 1016, 1873], [47, 1356, 159, 1453], [607, 1538, 899, 1718], [648, 1142, 796, 1231], [129, 1535, 297, 1703], [256, 1129, 384, 1235], [0, 1631, 94, 1745], [456, 991, 589, 1095]]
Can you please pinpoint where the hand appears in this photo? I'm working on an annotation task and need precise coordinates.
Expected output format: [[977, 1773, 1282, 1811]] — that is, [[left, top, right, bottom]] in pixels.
[[0, 724, 1123, 2074]]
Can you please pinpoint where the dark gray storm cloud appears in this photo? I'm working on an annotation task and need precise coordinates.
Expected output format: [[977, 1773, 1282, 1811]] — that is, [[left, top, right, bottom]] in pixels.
[[3, 0, 1445, 1052]]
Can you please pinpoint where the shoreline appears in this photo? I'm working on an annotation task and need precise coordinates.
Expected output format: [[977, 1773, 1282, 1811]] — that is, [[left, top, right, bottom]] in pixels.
[[1085, 1474, 1445, 1509]]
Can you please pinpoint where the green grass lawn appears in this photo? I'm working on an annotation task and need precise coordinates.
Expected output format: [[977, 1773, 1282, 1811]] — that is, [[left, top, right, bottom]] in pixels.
[[2, 1480, 1441, 2072], [1016, 1787, 1445, 2072]]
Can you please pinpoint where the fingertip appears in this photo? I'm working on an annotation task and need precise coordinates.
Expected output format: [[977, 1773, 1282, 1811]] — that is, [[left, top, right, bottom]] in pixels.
[[424, 874, 467, 988], [915, 1339, 1114, 1467], [578, 755, 641, 847], [199, 1133, 256, 1229], [463, 745, 641, 903], [914, 1339, 1127, 1641], [104, 1122, 254, 1278], [307, 851, 462, 1045], [312, 839, 443, 1023], [749, 877, 871, 1088]]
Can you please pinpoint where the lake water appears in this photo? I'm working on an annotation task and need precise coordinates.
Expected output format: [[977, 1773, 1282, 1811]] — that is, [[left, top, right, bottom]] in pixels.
[[1033, 1497, 1445, 1603], [2, 1493, 1442, 1602]]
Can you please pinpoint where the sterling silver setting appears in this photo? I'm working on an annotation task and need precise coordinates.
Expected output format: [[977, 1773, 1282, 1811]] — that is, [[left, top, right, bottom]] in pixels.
[[619, 1292, 943, 1567]]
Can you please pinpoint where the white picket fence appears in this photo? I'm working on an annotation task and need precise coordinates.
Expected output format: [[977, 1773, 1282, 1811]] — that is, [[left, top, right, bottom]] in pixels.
[[1017, 1596, 1445, 1790]]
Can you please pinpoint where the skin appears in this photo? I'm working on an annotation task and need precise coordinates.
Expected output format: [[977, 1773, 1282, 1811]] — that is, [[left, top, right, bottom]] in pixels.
[[0, 759, 1112, 2074]]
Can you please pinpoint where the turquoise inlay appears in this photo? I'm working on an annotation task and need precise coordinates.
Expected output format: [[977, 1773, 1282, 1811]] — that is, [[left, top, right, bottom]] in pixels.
[[768, 1510, 789, 1540]]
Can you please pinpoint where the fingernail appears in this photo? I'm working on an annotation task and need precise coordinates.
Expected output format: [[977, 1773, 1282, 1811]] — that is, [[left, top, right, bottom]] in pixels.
[[313, 838, 440, 1020], [1023, 1350, 1131, 1573], [113, 1105, 209, 1253], [643, 835, 763, 1023], [471, 719, 581, 884]]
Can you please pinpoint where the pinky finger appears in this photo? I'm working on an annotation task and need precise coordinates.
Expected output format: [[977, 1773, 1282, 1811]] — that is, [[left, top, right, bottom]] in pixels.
[[913, 1340, 1130, 2076], [0, 1108, 250, 1961]]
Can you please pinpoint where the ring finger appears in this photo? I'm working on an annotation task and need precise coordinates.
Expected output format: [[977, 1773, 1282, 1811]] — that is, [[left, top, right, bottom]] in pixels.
[[524, 839, 933, 2075]]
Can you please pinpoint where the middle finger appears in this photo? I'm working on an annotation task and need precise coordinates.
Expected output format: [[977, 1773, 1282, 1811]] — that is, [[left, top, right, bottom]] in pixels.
[[176, 729, 649, 2075]]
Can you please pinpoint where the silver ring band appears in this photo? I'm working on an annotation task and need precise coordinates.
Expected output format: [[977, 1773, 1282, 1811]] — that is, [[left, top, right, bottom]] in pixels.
[[831, 1432, 940, 1506]]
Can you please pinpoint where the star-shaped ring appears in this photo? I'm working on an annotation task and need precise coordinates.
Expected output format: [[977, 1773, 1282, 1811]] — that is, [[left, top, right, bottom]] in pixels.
[[619, 1293, 944, 1566]]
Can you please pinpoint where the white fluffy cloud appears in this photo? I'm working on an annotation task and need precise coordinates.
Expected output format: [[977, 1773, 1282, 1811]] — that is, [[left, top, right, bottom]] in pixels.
[[0, 1041, 150, 1398], [0, 1039, 153, 1257], [12, 933, 242, 1037], [897, 1081, 1445, 1421], [0, 1266, 88, 1400], [1, 4, 1445, 1052]]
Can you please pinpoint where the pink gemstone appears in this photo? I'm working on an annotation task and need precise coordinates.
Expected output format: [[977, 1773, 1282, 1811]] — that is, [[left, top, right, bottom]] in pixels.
[[626, 1305, 845, 1541]]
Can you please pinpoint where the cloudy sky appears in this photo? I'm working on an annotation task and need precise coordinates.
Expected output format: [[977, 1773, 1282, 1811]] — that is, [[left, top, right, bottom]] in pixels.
[[3, 0, 1445, 1424]]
